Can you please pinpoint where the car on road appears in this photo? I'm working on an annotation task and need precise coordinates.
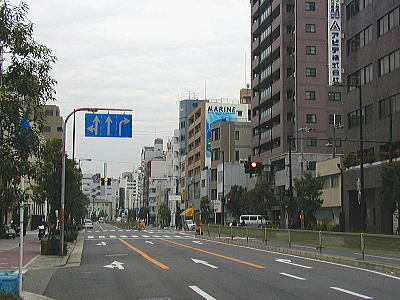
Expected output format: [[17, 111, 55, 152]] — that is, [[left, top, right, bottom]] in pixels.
[[183, 219, 196, 231], [83, 219, 93, 229]]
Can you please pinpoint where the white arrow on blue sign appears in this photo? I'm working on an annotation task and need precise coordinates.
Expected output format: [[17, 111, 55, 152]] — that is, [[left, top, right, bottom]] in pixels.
[[85, 113, 132, 138]]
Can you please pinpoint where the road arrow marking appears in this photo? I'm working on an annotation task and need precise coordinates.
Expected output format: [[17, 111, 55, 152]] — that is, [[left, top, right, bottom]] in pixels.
[[93, 116, 100, 135], [275, 258, 312, 269], [103, 261, 124, 270], [191, 258, 218, 269], [96, 242, 107, 246], [105, 116, 112, 136], [118, 118, 131, 136], [193, 241, 203, 244], [145, 241, 154, 245]]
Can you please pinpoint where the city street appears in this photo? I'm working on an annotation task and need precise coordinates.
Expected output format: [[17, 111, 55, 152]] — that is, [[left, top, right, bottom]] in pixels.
[[43, 223, 400, 300]]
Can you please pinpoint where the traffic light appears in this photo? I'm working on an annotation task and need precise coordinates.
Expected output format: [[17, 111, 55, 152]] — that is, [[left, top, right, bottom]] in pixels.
[[244, 161, 250, 173], [107, 178, 111, 186], [101, 178, 105, 185], [251, 162, 263, 174], [227, 197, 232, 203]]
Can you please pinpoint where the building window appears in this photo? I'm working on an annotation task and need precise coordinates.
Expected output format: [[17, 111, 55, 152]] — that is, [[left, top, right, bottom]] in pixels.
[[306, 114, 317, 123], [306, 138, 317, 147], [306, 68, 316, 77], [347, 64, 373, 89], [237, 110, 243, 117], [57, 127, 63, 132], [305, 91, 316, 100], [305, 2, 315, 11], [329, 114, 342, 125], [378, 6, 400, 36], [212, 128, 220, 141], [286, 4, 295, 13], [217, 171, 223, 183], [287, 47, 295, 56], [347, 26, 372, 54], [235, 150, 240, 161], [43, 126, 51, 132], [379, 93, 400, 118], [287, 67, 294, 78], [235, 131, 240, 140], [287, 89, 294, 100], [379, 48, 400, 77], [347, 104, 373, 128], [306, 46, 316, 55], [287, 25, 295, 34], [347, 0, 372, 20], [305, 24, 316, 33], [201, 179, 205, 188], [328, 92, 341, 101]]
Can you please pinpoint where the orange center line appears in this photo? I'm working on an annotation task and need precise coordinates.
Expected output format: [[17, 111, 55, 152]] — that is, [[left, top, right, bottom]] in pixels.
[[160, 239, 266, 269], [119, 239, 169, 270]]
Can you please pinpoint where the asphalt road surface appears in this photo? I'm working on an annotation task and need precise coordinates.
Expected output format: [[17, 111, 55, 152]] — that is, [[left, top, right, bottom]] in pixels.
[[44, 223, 400, 300]]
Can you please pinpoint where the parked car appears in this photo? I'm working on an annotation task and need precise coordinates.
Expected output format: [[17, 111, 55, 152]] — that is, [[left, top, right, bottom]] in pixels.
[[83, 219, 93, 229], [239, 215, 268, 228], [183, 220, 196, 231], [115, 217, 122, 223]]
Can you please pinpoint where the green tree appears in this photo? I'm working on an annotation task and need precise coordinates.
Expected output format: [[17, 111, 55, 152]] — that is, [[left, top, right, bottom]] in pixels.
[[158, 203, 170, 226], [138, 206, 149, 221], [293, 172, 323, 227], [242, 183, 274, 216], [200, 196, 212, 223], [226, 185, 246, 219], [33, 139, 88, 233], [127, 209, 136, 222], [0, 1, 57, 234], [380, 161, 400, 234]]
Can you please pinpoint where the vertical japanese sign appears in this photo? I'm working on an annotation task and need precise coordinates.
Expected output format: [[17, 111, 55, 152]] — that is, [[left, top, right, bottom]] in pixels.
[[328, 0, 342, 85]]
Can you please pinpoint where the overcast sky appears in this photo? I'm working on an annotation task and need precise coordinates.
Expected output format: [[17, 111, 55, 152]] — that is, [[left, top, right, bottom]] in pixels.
[[22, 0, 251, 177]]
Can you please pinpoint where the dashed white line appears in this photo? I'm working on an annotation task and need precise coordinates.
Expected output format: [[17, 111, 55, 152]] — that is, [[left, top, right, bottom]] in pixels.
[[121, 235, 127, 238], [189, 286, 216, 300], [142, 235, 150, 238], [152, 235, 161, 238], [173, 235, 181, 238], [110, 230, 115, 232], [99, 236, 105, 239], [88, 236, 94, 239], [163, 235, 171, 238], [95, 230, 99, 233], [110, 236, 116, 238], [131, 235, 138, 238], [279, 272, 306, 281], [118, 230, 123, 232], [330, 287, 373, 299]]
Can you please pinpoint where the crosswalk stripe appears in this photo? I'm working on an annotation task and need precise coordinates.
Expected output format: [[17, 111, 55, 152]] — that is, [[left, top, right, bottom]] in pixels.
[[88, 236, 94, 239], [110, 236, 116, 238], [142, 235, 150, 238], [121, 235, 127, 238], [153, 235, 161, 238], [131, 235, 138, 238], [99, 236, 105, 238], [163, 235, 171, 238]]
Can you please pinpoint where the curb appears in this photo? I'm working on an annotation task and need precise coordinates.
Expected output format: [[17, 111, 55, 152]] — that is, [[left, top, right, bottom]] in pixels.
[[65, 232, 84, 267], [198, 235, 400, 277], [21, 291, 55, 300]]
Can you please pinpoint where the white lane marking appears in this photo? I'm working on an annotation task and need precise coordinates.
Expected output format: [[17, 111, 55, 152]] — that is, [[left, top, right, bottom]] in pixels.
[[131, 235, 138, 238], [293, 244, 315, 249], [125, 229, 131, 232], [86, 231, 92, 233], [204, 239, 400, 281], [163, 235, 171, 238], [121, 235, 127, 238], [353, 253, 400, 262], [142, 235, 150, 238], [275, 258, 312, 269], [103, 261, 124, 270], [99, 236, 105, 239], [105, 254, 128, 257], [96, 242, 107, 246], [95, 231, 99, 232], [145, 241, 154, 245], [330, 287, 373, 299], [110, 230, 115, 232], [191, 258, 218, 269], [174, 235, 181, 238], [153, 235, 161, 238], [118, 230, 123, 232], [189, 286, 216, 300], [279, 272, 306, 280], [193, 241, 203, 245], [98, 223, 104, 231], [110, 236, 116, 238], [88, 236, 94, 239]]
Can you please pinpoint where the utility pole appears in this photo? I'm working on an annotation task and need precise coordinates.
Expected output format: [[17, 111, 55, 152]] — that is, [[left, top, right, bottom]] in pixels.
[[288, 140, 293, 229], [221, 150, 225, 226]]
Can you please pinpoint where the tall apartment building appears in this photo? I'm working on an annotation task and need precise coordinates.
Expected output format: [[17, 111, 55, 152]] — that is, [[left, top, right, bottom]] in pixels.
[[250, 0, 343, 161], [185, 102, 249, 214], [342, 0, 400, 234]]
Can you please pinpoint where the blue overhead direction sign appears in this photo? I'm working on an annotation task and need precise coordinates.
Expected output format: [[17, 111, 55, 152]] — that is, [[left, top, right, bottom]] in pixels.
[[85, 113, 132, 138]]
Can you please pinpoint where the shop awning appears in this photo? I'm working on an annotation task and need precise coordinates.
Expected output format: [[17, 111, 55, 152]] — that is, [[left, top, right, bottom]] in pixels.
[[180, 207, 194, 217]]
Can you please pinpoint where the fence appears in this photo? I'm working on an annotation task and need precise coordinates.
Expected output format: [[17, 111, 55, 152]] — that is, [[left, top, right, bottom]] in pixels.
[[200, 224, 400, 261]]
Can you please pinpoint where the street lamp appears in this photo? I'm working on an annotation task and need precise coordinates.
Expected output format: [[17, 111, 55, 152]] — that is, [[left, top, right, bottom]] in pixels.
[[78, 158, 92, 170]]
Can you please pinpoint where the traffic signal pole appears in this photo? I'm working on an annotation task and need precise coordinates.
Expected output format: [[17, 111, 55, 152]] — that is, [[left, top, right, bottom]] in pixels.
[[60, 107, 131, 255]]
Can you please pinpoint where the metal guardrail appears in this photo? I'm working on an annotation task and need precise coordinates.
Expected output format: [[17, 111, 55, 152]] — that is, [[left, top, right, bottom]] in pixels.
[[200, 224, 400, 261]]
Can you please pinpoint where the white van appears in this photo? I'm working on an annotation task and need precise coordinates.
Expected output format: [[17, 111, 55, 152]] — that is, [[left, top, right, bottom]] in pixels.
[[239, 215, 265, 228]]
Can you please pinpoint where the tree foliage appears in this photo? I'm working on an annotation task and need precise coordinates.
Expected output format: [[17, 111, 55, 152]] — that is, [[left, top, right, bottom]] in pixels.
[[293, 172, 323, 226], [138, 206, 149, 220], [226, 185, 246, 219], [0, 1, 56, 227], [380, 162, 400, 233], [200, 196, 212, 223], [158, 203, 170, 225], [33, 139, 88, 228]]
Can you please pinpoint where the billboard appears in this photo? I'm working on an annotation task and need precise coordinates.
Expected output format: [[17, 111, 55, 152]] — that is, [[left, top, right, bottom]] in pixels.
[[205, 103, 248, 166], [328, 0, 342, 85]]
